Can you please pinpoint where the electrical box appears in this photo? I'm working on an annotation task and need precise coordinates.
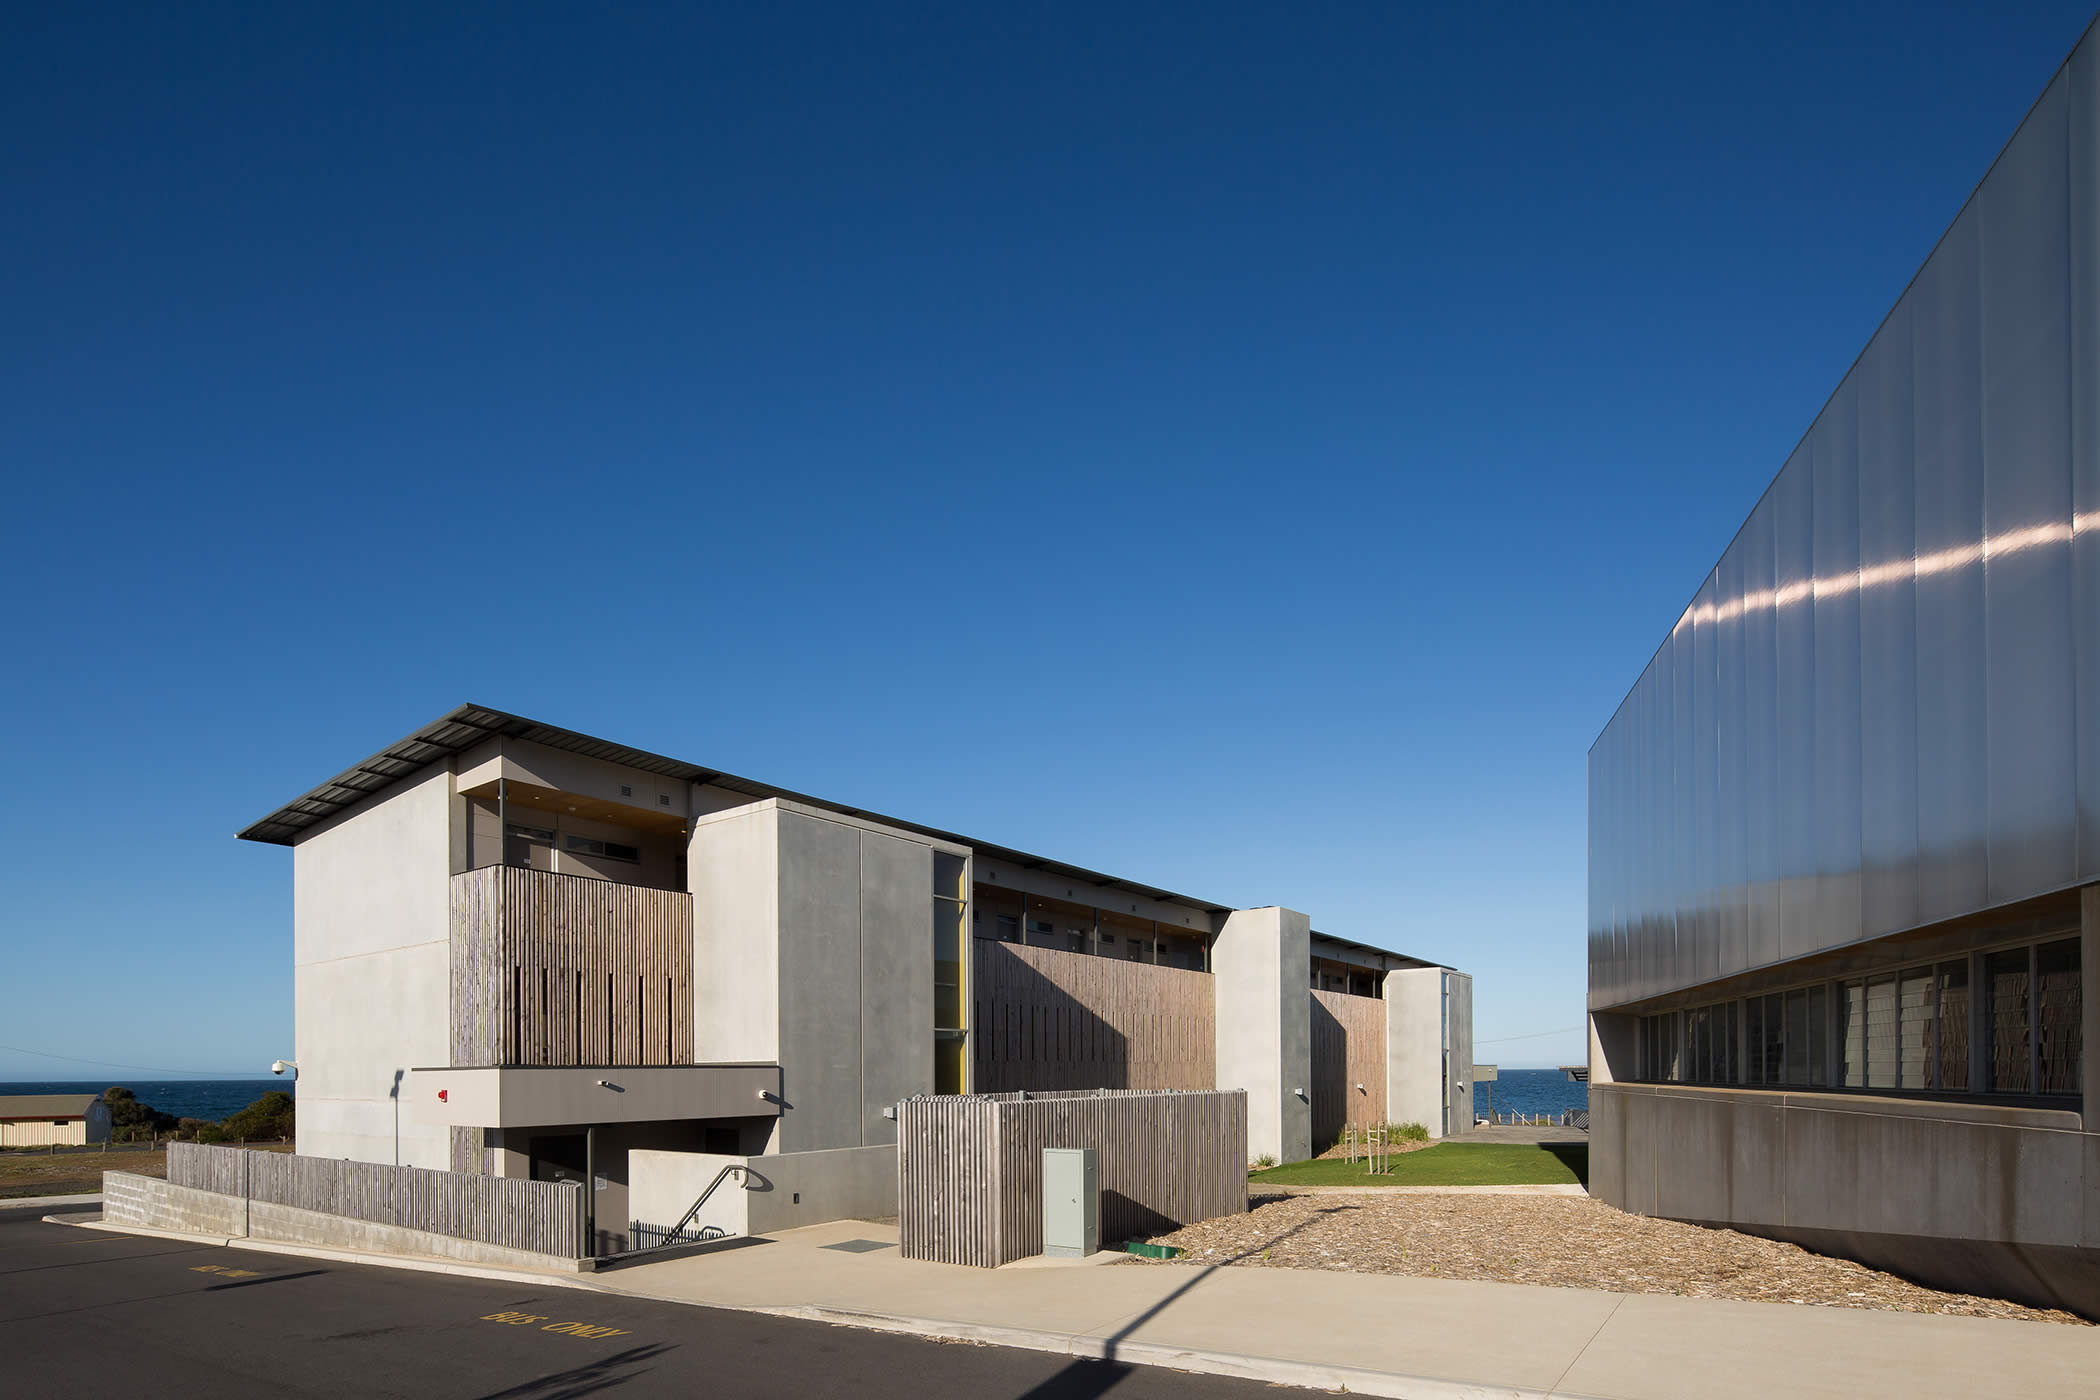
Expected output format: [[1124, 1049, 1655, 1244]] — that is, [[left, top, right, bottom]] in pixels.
[[1042, 1147, 1098, 1258]]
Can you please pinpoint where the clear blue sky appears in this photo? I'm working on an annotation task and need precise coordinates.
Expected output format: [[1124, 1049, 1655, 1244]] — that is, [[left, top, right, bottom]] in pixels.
[[4, 3, 2092, 1080]]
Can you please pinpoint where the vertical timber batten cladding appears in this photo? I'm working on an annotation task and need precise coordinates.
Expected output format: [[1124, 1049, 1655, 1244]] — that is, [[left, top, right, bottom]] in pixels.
[[1310, 990, 1388, 1145], [450, 865, 693, 1068], [897, 1090, 1248, 1268], [168, 1141, 584, 1258], [972, 941, 1216, 1092]]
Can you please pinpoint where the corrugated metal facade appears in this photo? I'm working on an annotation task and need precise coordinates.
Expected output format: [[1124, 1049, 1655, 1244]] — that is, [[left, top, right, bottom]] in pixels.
[[1590, 27, 2100, 1010]]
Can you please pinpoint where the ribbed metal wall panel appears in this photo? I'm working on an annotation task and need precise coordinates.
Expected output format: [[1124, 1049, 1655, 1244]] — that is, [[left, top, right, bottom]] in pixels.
[[1589, 29, 2100, 1009]]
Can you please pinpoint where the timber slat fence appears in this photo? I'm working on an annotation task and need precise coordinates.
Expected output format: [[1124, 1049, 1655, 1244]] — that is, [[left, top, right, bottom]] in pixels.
[[168, 1141, 582, 1258], [898, 1089, 1247, 1268]]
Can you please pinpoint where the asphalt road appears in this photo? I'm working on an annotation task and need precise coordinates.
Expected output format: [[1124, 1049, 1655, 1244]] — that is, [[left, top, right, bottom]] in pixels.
[[0, 1205, 1277, 1399]]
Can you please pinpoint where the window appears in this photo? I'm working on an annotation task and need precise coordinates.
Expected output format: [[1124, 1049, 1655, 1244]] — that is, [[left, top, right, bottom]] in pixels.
[[933, 854, 968, 1094], [2037, 939, 2082, 1096], [1986, 949, 2030, 1093], [563, 835, 639, 863], [1936, 961, 1970, 1091], [994, 914, 1019, 943], [506, 823, 555, 844]]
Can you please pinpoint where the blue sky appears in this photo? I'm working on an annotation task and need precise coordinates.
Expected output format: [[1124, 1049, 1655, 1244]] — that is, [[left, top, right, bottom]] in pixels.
[[3, 2, 2093, 1080]]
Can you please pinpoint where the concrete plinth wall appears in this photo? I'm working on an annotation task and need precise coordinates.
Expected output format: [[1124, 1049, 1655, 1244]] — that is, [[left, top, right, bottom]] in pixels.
[[627, 1145, 897, 1241], [100, 1172, 580, 1271], [1589, 1085, 2100, 1317], [1212, 907, 1310, 1164]]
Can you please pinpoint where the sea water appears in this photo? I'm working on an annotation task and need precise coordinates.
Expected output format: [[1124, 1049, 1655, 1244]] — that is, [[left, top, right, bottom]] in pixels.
[[0, 1080, 283, 1123], [1473, 1067, 1588, 1123]]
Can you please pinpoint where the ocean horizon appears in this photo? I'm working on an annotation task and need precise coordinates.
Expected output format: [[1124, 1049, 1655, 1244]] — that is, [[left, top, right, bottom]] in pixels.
[[0, 1079, 284, 1123]]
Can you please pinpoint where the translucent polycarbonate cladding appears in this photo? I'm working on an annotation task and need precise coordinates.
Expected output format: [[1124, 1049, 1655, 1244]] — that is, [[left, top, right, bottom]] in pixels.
[[1589, 44, 2100, 1011]]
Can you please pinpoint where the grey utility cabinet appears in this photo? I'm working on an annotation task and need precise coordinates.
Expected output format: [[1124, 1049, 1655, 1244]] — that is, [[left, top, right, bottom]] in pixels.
[[1042, 1147, 1099, 1258]]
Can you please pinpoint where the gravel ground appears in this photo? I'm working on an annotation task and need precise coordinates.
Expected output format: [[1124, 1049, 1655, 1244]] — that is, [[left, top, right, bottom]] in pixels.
[[1137, 1189, 2087, 1326]]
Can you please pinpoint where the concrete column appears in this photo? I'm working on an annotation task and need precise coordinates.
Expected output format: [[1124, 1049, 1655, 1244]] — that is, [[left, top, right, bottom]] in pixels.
[[1386, 967, 1450, 1137], [1212, 907, 1311, 1165]]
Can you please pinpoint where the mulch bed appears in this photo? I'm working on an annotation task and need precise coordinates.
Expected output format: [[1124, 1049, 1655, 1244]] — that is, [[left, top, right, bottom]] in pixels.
[[1135, 1189, 2087, 1326]]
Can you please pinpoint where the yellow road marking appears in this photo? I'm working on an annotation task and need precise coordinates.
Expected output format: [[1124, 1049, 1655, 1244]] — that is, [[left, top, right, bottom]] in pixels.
[[479, 1311, 630, 1339], [190, 1265, 263, 1278]]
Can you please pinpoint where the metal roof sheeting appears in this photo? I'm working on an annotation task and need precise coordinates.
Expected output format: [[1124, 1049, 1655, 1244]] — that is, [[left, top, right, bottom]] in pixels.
[[238, 703, 1432, 962], [0, 1094, 101, 1120]]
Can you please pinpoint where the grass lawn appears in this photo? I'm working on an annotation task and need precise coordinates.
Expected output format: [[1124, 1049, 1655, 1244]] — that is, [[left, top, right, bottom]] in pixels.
[[1250, 1142, 1586, 1187]]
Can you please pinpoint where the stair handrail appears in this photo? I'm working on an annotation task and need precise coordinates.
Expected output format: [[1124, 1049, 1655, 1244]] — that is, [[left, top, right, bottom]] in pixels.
[[650, 1163, 753, 1250]]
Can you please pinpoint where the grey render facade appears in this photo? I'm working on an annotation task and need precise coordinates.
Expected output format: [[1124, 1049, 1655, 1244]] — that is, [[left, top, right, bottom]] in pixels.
[[1587, 19, 2100, 1315], [244, 705, 1470, 1251]]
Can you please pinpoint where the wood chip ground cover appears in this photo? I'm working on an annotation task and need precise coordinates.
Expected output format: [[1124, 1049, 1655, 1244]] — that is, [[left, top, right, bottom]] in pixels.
[[1136, 1189, 2086, 1325]]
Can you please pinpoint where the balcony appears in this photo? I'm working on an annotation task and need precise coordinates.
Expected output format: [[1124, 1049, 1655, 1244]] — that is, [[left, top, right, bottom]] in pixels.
[[449, 865, 693, 1068]]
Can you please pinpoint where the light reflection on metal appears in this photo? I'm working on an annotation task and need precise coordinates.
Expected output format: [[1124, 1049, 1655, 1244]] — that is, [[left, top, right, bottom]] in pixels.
[[1588, 39, 2100, 1012]]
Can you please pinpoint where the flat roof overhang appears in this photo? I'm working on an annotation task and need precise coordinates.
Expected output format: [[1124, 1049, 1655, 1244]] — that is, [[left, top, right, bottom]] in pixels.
[[406, 1064, 782, 1130]]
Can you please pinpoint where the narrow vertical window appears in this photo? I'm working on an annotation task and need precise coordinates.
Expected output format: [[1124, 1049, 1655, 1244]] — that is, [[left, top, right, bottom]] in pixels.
[[1842, 981, 1866, 1087], [1806, 984, 1829, 1087], [933, 851, 969, 1094], [1936, 961, 1970, 1091], [1744, 997, 1764, 1086], [2035, 938, 2080, 1096], [1784, 989, 1809, 1086], [1865, 975, 1898, 1090], [1898, 969, 1932, 1090], [1986, 948, 2031, 1093]]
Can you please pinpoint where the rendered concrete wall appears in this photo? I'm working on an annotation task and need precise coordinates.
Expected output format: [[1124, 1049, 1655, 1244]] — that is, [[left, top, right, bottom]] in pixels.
[[627, 1144, 898, 1239], [1385, 967, 1446, 1137], [689, 799, 946, 1154], [101, 1171, 579, 1270], [293, 763, 454, 1168], [1212, 907, 1310, 1163], [690, 805, 782, 1064], [1445, 971, 1473, 1136], [1591, 1083, 2100, 1317]]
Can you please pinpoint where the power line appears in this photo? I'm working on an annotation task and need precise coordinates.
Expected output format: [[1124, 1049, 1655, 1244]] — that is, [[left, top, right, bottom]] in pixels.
[[0, 1043, 255, 1078], [1474, 1026, 1584, 1044]]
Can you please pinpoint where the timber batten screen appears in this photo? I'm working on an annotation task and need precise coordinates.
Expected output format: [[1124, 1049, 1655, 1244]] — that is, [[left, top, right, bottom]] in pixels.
[[971, 941, 1215, 1093], [897, 1089, 1247, 1268], [1310, 989, 1387, 1147], [450, 865, 693, 1067]]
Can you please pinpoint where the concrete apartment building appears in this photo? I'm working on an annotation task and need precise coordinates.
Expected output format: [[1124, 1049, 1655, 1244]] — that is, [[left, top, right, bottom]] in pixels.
[[242, 704, 1470, 1250], [1587, 19, 2100, 1316]]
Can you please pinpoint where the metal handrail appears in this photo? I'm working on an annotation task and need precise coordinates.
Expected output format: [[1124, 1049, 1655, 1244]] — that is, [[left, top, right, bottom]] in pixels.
[[646, 1163, 753, 1251]]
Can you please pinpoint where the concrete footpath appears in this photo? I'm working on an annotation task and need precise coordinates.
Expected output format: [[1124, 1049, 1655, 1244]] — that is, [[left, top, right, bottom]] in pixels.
[[69, 1209, 2100, 1400], [590, 1218, 2100, 1400]]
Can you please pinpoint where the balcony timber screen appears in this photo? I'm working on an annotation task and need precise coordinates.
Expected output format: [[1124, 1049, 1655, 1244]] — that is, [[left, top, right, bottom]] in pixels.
[[1310, 988, 1387, 1147], [450, 865, 693, 1067], [972, 941, 1215, 1093], [898, 1089, 1248, 1267]]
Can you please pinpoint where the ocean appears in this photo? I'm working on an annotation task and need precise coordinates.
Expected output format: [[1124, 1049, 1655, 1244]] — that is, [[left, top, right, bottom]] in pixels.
[[1473, 1067, 1588, 1123], [0, 1080, 284, 1123]]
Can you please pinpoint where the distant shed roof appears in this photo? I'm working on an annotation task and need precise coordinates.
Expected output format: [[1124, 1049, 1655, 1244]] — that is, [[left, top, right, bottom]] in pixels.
[[0, 1094, 101, 1120]]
